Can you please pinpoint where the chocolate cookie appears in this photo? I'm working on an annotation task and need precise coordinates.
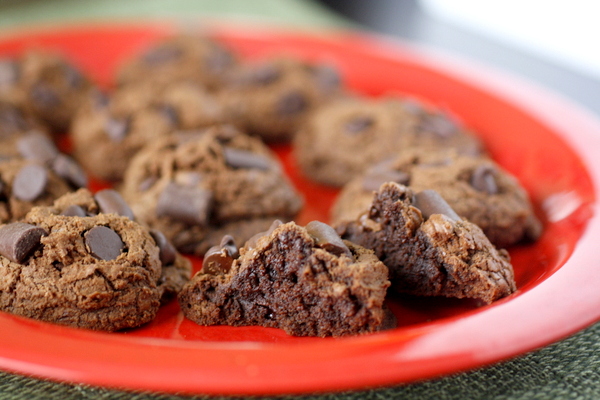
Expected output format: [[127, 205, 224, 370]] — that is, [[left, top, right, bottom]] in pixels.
[[120, 125, 304, 255], [6, 50, 96, 133], [335, 182, 516, 304], [0, 139, 88, 223], [294, 96, 485, 187], [117, 34, 237, 90], [70, 81, 224, 181], [178, 220, 390, 337], [332, 150, 542, 247], [218, 56, 342, 142]]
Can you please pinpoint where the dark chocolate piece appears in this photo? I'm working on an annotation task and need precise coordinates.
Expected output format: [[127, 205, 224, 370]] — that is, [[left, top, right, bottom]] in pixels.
[[245, 219, 283, 250], [150, 229, 176, 266], [138, 176, 157, 192], [12, 164, 48, 201], [52, 154, 88, 188], [305, 220, 351, 257], [413, 189, 460, 221], [276, 91, 307, 115], [85, 226, 125, 261], [155, 182, 212, 226], [202, 235, 238, 275], [471, 165, 499, 195], [0, 222, 47, 263], [61, 204, 87, 217], [223, 147, 271, 170], [104, 117, 129, 143], [344, 116, 374, 134], [94, 189, 135, 220], [16, 133, 58, 163]]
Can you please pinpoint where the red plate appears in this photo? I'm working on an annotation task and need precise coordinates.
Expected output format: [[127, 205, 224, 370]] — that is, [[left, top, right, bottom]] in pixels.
[[0, 22, 599, 396]]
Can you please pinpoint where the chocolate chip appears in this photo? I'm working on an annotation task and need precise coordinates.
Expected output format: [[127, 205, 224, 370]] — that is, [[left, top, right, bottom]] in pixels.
[[0, 222, 47, 263], [413, 190, 460, 221], [245, 219, 282, 250], [16, 133, 59, 163], [143, 46, 183, 65], [362, 170, 410, 192], [30, 84, 60, 108], [156, 182, 212, 226], [0, 60, 18, 88], [202, 234, 238, 275], [61, 204, 87, 217], [470, 165, 498, 195], [149, 229, 176, 266], [85, 226, 125, 261], [52, 154, 88, 188], [419, 114, 458, 138], [305, 220, 352, 258], [13, 164, 48, 201], [276, 91, 307, 115], [94, 189, 135, 220], [312, 65, 340, 93], [104, 117, 129, 142], [345, 116, 374, 134], [223, 147, 271, 170], [138, 176, 157, 192]]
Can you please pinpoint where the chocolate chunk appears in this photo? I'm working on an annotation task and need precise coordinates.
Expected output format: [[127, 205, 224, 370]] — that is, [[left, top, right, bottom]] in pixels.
[[312, 65, 340, 93], [223, 147, 271, 170], [0, 222, 47, 263], [156, 182, 212, 226], [30, 84, 60, 108], [276, 91, 307, 115], [419, 114, 457, 138], [13, 164, 48, 201], [413, 190, 460, 221], [104, 117, 129, 142], [245, 219, 283, 250], [52, 154, 88, 188], [143, 46, 183, 65], [149, 229, 176, 266], [16, 133, 59, 163], [94, 189, 135, 220], [85, 226, 125, 261], [202, 235, 238, 275], [138, 176, 158, 192], [470, 165, 499, 195], [61, 204, 87, 217], [306, 220, 352, 258], [362, 170, 410, 192], [344, 116, 374, 134]]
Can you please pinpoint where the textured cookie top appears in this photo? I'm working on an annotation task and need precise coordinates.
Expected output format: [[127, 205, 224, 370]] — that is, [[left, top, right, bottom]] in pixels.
[[218, 56, 342, 142], [120, 125, 303, 254], [117, 35, 237, 90], [294, 96, 485, 187], [336, 182, 516, 304], [332, 149, 542, 247], [179, 220, 390, 337]]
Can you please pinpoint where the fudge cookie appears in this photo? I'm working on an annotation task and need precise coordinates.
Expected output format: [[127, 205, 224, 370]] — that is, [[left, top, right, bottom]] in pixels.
[[7, 50, 96, 133], [120, 125, 303, 255], [336, 182, 516, 303], [178, 220, 390, 337], [332, 150, 542, 247], [218, 56, 342, 142], [294, 96, 485, 187], [117, 34, 237, 90], [70, 81, 224, 181]]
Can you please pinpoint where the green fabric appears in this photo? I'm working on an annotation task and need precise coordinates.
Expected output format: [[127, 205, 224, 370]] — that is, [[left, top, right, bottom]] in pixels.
[[0, 0, 597, 399]]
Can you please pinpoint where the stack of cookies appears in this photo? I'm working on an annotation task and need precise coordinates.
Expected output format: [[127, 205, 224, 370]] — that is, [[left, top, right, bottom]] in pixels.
[[0, 33, 542, 337]]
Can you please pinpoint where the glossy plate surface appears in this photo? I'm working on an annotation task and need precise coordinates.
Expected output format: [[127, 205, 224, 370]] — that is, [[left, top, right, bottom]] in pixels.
[[0, 22, 599, 396]]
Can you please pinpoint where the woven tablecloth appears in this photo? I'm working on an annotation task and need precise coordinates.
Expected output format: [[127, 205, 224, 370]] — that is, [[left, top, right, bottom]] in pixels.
[[0, 1, 598, 399]]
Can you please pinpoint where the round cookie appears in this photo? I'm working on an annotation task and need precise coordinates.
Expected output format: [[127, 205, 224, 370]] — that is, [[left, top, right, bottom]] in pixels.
[[120, 125, 304, 255], [70, 81, 225, 181], [218, 56, 343, 142], [331, 149, 542, 248], [5, 50, 96, 133], [294, 96, 485, 187], [117, 34, 237, 90]]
